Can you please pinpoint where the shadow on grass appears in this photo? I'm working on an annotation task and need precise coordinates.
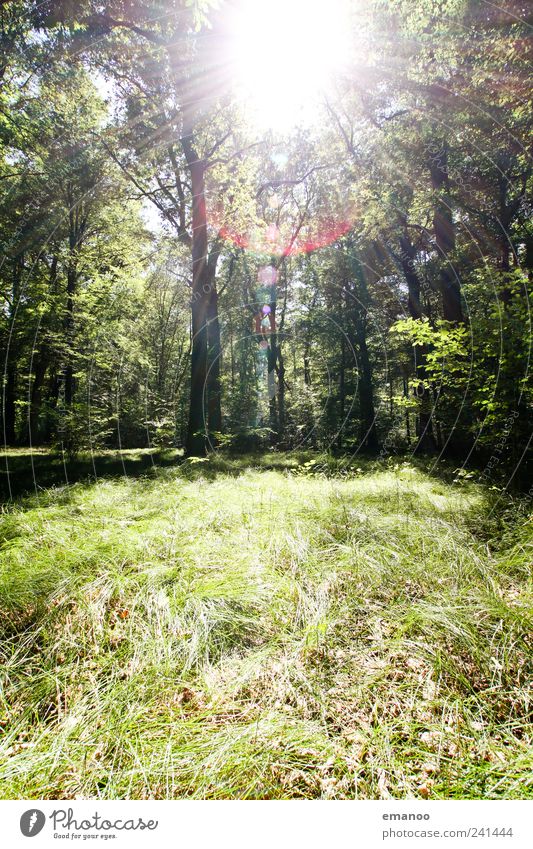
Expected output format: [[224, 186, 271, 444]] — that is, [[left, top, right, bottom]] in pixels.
[[0, 447, 518, 520], [0, 448, 183, 501], [0, 447, 327, 502]]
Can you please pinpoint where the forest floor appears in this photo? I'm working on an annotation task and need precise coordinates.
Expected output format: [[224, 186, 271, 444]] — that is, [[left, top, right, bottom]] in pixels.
[[0, 451, 531, 799]]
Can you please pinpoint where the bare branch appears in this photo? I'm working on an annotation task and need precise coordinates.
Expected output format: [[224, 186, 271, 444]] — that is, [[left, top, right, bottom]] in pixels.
[[86, 14, 169, 48], [256, 164, 332, 198]]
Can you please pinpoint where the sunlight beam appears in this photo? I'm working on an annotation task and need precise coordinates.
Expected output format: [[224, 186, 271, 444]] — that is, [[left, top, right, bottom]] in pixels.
[[228, 0, 352, 131]]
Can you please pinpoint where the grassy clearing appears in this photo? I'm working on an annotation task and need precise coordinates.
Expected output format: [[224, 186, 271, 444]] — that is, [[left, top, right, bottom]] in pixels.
[[0, 452, 531, 799]]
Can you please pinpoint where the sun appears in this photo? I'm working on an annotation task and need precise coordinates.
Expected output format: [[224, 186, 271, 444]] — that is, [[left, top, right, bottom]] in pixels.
[[228, 0, 352, 131]]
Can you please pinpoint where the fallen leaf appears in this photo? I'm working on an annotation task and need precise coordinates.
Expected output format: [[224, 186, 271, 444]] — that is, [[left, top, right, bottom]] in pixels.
[[176, 687, 195, 704]]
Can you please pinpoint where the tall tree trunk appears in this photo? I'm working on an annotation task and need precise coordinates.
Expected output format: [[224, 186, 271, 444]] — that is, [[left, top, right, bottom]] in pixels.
[[64, 204, 84, 417], [338, 334, 345, 450], [230, 326, 235, 391], [354, 311, 379, 452], [182, 145, 210, 456], [267, 317, 278, 442], [303, 292, 316, 388], [28, 352, 48, 445], [3, 362, 16, 445], [277, 346, 286, 445], [3, 256, 23, 445], [403, 373, 411, 445], [272, 261, 290, 445], [497, 168, 516, 305], [345, 251, 379, 452], [29, 256, 58, 444], [207, 284, 222, 441], [399, 234, 422, 321], [398, 233, 436, 452], [64, 263, 76, 408], [304, 343, 311, 387], [429, 141, 464, 323]]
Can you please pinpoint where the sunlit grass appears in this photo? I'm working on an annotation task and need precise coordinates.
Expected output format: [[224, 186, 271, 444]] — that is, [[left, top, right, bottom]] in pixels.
[[0, 453, 531, 799]]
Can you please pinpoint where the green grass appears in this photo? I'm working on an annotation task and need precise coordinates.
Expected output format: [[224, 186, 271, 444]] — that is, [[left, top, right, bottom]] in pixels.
[[0, 452, 531, 799]]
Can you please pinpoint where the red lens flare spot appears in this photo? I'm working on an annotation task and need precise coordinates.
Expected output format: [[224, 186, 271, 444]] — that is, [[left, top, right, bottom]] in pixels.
[[216, 218, 353, 256]]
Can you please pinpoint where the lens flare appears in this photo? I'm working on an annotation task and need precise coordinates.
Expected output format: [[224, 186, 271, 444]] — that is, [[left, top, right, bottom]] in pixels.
[[212, 1, 357, 255], [217, 216, 353, 256]]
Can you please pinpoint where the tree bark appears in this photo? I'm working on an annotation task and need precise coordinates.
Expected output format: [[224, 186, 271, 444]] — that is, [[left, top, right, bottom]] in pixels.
[[398, 233, 436, 452], [338, 334, 345, 450], [353, 311, 379, 452], [403, 374, 411, 445], [304, 344, 311, 387], [3, 256, 23, 445], [429, 142, 464, 323], [64, 263, 76, 408], [182, 144, 210, 456], [64, 202, 85, 413], [28, 352, 48, 445], [277, 346, 286, 444], [267, 312, 278, 442], [207, 284, 222, 440], [3, 362, 17, 445], [345, 251, 379, 453]]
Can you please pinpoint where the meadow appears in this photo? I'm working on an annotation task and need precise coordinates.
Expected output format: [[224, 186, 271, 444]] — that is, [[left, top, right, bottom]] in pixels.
[[0, 452, 531, 799]]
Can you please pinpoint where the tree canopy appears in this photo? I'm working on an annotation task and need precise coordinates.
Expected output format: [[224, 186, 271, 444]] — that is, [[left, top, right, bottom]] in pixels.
[[1, 0, 531, 485]]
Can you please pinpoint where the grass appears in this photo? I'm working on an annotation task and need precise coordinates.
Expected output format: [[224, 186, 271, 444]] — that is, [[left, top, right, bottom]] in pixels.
[[0, 447, 182, 500], [0, 451, 531, 799]]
